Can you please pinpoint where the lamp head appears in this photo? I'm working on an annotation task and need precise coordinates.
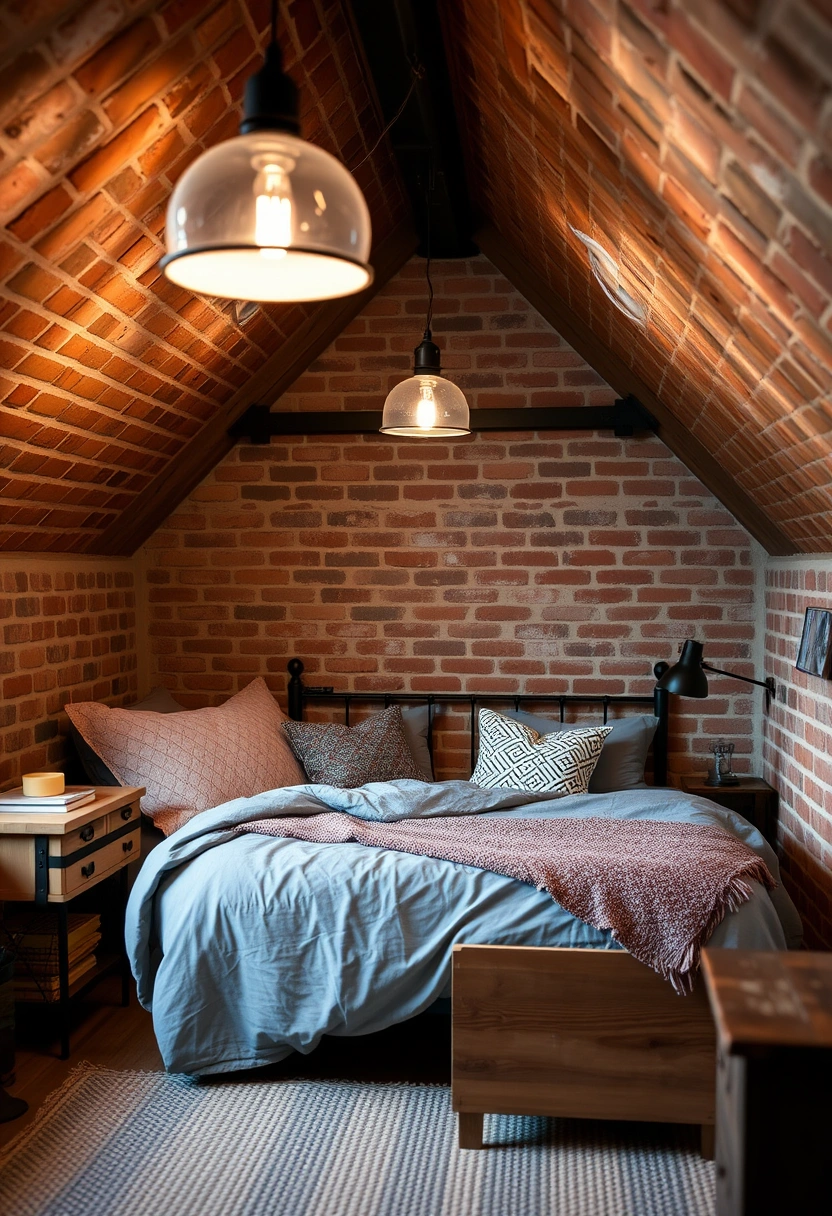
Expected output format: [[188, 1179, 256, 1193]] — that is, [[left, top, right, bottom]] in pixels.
[[656, 639, 709, 698]]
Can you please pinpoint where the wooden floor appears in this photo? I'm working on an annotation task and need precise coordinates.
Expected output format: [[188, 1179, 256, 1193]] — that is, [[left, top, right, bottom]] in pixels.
[[1, 975, 452, 1150], [1, 976, 161, 1149]]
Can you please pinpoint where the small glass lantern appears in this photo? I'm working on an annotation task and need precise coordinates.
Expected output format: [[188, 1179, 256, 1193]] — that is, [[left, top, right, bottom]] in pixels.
[[706, 739, 739, 787]]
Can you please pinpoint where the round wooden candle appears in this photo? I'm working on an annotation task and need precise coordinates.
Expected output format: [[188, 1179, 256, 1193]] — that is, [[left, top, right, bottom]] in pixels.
[[22, 772, 65, 797]]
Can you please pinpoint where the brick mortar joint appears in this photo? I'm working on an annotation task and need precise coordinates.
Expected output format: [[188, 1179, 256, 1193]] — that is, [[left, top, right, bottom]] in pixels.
[[2, 249, 251, 407]]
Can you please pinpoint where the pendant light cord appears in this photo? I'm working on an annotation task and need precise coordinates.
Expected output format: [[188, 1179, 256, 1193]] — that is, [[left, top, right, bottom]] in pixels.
[[272, 4, 419, 171], [352, 63, 424, 172], [424, 184, 433, 336]]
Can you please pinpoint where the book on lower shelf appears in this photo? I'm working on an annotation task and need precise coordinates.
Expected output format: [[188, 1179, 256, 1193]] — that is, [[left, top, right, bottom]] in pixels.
[[4, 911, 101, 955], [14, 954, 99, 1002], [19, 933, 102, 976], [4, 912, 102, 1001]]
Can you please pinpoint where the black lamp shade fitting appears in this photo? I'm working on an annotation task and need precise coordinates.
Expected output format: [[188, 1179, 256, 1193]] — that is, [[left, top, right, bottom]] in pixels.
[[656, 640, 709, 698]]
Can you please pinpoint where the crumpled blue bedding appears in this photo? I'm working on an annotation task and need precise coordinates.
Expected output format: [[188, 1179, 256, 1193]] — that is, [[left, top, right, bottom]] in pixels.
[[126, 780, 802, 1075]]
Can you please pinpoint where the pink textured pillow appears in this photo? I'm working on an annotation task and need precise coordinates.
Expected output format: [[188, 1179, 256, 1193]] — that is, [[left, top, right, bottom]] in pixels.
[[65, 678, 305, 835]]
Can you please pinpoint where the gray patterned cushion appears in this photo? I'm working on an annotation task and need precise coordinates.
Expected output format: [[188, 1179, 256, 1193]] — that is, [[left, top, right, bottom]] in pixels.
[[283, 705, 423, 788], [471, 708, 612, 795]]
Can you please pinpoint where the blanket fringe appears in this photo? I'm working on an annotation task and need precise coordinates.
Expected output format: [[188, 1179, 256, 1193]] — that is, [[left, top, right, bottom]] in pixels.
[[624, 861, 774, 994]]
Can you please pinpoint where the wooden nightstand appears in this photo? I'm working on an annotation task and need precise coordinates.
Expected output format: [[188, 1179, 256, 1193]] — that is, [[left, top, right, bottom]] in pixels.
[[0, 786, 144, 1058], [680, 776, 778, 846], [702, 949, 832, 1216]]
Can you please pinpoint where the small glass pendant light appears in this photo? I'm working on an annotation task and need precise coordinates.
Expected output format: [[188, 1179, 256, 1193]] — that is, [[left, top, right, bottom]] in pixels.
[[380, 218, 469, 437], [160, 3, 373, 303], [380, 330, 470, 436]]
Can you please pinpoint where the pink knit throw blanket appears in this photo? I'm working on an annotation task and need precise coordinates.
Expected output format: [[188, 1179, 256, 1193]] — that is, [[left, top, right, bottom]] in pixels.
[[236, 813, 775, 993]]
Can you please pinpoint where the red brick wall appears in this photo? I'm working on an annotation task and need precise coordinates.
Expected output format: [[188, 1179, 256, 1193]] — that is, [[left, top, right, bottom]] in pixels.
[[0, 557, 138, 790], [764, 559, 832, 947], [142, 256, 758, 779]]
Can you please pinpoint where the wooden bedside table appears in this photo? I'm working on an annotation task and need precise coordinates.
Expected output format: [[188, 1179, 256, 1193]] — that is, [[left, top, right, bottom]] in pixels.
[[0, 786, 144, 1058], [702, 949, 832, 1216], [680, 776, 778, 846]]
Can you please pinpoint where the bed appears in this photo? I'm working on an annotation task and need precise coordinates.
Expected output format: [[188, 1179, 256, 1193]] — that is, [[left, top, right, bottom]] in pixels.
[[124, 659, 801, 1156]]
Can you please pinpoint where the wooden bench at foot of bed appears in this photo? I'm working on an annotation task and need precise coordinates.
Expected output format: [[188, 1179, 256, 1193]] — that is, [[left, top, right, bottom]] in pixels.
[[451, 944, 716, 1158]]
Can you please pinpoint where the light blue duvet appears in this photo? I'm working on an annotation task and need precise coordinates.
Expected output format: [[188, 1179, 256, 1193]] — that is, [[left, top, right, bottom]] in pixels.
[[126, 781, 801, 1076]]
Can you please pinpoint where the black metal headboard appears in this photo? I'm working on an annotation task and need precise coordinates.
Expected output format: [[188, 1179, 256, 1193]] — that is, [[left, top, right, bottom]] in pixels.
[[287, 658, 671, 786]]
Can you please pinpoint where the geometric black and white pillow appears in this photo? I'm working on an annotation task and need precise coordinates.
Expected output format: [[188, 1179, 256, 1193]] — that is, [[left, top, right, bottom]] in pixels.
[[470, 708, 612, 796]]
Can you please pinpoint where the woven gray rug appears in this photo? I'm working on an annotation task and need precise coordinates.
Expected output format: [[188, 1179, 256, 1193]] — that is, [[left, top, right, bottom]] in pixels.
[[0, 1064, 714, 1216]]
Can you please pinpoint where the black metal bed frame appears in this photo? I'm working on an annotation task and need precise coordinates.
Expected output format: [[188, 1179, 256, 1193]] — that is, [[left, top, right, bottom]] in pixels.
[[287, 658, 671, 785]]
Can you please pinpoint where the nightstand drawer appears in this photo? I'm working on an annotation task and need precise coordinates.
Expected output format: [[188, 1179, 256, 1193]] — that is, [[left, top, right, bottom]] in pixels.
[[54, 814, 110, 856], [108, 800, 140, 834], [50, 828, 140, 897]]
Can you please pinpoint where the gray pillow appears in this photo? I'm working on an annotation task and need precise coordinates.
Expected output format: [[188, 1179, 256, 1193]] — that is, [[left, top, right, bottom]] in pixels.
[[504, 710, 658, 793], [399, 704, 434, 782], [69, 687, 184, 786]]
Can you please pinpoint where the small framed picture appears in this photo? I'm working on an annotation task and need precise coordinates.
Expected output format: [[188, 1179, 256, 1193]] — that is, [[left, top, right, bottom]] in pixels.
[[795, 607, 832, 679]]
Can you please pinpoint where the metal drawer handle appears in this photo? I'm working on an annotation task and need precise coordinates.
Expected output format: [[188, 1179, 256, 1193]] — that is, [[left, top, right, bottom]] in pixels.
[[120, 807, 134, 821], [122, 839, 134, 854], [81, 861, 95, 879], [80, 825, 95, 842]]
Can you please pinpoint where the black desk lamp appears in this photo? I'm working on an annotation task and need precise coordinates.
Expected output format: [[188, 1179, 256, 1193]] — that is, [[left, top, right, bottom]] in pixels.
[[655, 640, 776, 710]]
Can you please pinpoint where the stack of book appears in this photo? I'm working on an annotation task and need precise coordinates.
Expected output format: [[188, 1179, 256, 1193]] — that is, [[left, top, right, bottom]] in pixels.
[[5, 913, 101, 1002], [0, 787, 96, 813]]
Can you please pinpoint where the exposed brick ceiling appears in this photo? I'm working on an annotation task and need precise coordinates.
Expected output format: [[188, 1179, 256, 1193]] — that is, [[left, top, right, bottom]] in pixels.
[[0, 0, 409, 553], [1, 0, 831, 555], [442, 0, 832, 554]]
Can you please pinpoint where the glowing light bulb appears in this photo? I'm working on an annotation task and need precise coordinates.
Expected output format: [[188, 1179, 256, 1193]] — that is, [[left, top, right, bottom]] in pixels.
[[253, 155, 294, 258], [416, 380, 437, 430]]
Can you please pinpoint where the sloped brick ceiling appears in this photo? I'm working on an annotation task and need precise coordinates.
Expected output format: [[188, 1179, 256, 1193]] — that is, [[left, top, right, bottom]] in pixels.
[[0, 0, 411, 554], [1, 0, 830, 557], [441, 0, 832, 553]]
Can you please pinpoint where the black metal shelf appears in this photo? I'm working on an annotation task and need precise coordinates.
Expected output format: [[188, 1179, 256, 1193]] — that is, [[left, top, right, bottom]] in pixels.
[[230, 396, 657, 443]]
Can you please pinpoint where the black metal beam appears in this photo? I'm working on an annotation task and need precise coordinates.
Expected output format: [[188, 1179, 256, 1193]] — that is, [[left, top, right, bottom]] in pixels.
[[346, 0, 476, 257], [230, 396, 657, 443]]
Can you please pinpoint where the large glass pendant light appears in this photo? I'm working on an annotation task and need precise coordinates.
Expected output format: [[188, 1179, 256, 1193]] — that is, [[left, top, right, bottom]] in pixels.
[[380, 224, 469, 437], [160, 2, 373, 303]]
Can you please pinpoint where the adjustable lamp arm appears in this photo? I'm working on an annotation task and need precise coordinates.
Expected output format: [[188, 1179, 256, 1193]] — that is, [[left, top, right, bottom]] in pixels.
[[702, 663, 774, 694]]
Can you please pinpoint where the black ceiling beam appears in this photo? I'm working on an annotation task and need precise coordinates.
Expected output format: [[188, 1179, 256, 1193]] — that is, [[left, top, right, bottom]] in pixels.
[[230, 397, 657, 443], [346, 0, 476, 257]]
